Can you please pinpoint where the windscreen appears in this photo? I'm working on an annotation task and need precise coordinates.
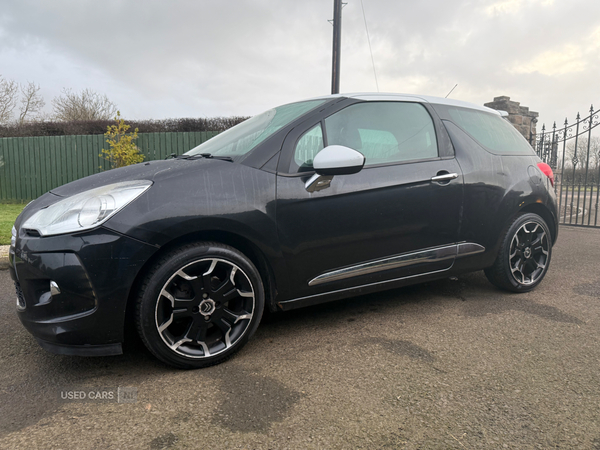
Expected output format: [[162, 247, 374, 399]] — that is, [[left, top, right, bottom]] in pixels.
[[186, 99, 326, 160]]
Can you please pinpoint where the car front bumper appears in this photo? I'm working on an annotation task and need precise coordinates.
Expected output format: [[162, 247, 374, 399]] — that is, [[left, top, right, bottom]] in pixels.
[[9, 227, 158, 356]]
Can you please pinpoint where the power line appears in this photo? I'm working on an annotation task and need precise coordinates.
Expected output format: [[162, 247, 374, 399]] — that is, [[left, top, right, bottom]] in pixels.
[[360, 0, 379, 92]]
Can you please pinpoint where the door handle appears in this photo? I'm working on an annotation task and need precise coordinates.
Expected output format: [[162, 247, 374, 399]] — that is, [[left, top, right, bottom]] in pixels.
[[431, 172, 458, 182]]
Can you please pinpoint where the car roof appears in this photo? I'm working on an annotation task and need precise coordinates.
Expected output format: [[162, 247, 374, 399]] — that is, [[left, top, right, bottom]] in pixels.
[[308, 92, 501, 116]]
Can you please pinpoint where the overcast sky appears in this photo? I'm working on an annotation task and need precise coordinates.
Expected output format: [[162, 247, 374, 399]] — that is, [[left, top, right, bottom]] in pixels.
[[1, 0, 599, 129]]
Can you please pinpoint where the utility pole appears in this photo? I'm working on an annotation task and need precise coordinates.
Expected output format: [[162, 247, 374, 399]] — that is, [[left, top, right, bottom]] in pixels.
[[331, 0, 342, 94]]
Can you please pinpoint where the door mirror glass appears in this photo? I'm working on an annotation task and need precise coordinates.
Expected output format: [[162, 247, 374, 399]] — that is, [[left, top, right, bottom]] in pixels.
[[313, 145, 366, 176]]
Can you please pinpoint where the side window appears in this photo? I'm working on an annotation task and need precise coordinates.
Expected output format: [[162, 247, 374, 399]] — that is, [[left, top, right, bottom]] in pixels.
[[324, 102, 438, 166], [445, 106, 535, 155], [294, 123, 324, 171]]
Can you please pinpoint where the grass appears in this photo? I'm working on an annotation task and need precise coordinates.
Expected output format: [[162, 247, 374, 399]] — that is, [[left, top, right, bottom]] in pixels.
[[0, 204, 26, 245]]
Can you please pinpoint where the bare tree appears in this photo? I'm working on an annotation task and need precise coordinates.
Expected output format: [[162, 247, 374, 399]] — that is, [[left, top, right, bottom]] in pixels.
[[565, 136, 600, 171], [52, 88, 118, 121], [0, 74, 19, 124], [18, 81, 45, 124]]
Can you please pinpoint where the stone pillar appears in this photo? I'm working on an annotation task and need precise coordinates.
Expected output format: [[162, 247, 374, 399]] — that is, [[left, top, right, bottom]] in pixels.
[[484, 96, 539, 144]]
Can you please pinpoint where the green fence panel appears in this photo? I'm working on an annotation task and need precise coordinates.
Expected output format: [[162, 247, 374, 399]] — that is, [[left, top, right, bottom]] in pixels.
[[16, 138, 24, 201], [0, 131, 220, 202], [165, 132, 172, 158], [0, 140, 8, 200]]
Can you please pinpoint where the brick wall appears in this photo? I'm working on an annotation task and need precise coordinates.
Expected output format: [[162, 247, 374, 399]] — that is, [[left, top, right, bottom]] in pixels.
[[484, 96, 538, 143]]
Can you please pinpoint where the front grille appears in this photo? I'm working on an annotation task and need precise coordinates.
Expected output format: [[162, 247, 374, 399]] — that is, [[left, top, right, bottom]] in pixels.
[[14, 281, 26, 310]]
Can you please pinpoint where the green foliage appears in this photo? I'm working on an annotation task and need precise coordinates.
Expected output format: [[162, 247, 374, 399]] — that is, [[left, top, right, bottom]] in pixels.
[[0, 203, 25, 245], [0, 116, 248, 138], [100, 111, 144, 169]]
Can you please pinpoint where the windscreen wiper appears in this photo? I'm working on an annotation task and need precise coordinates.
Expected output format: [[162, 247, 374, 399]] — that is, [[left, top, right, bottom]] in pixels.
[[169, 153, 233, 162], [197, 153, 233, 162]]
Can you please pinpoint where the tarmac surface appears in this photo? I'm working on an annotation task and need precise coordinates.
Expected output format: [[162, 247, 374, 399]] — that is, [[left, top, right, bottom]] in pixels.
[[0, 226, 599, 449]]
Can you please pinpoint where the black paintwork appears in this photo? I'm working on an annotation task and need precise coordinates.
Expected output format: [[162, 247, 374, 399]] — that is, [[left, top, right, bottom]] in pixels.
[[9, 96, 558, 356]]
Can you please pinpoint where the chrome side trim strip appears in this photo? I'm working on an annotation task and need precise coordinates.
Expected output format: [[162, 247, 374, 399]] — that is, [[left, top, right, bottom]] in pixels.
[[281, 266, 455, 309], [307, 242, 486, 287], [457, 242, 485, 257], [308, 244, 457, 287]]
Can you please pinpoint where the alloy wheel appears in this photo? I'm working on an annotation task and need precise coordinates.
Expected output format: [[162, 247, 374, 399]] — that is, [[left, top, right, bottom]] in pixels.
[[154, 258, 255, 359], [508, 221, 550, 286]]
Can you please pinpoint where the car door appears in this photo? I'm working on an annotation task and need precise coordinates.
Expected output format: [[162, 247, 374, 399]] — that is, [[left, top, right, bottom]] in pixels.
[[275, 100, 464, 300]]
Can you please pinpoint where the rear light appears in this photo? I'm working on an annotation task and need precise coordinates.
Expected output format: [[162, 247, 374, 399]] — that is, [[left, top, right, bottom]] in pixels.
[[537, 162, 554, 187]]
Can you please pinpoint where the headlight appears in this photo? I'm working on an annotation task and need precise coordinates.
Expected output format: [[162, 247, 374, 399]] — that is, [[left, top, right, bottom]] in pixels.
[[11, 225, 16, 247], [22, 180, 152, 237]]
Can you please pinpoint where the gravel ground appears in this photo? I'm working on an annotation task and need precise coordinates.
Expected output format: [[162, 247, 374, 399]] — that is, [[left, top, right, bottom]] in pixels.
[[0, 246, 9, 270], [0, 227, 599, 449]]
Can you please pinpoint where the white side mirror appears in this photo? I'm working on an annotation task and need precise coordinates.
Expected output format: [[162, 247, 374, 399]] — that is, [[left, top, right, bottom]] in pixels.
[[313, 145, 365, 176], [305, 145, 365, 192]]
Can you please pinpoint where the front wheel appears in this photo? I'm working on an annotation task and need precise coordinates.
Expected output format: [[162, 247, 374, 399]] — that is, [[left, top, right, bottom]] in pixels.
[[136, 242, 264, 369], [485, 213, 552, 293]]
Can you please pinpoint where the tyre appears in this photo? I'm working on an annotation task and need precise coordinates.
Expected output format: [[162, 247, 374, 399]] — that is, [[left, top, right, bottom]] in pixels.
[[136, 242, 264, 369], [484, 212, 552, 293]]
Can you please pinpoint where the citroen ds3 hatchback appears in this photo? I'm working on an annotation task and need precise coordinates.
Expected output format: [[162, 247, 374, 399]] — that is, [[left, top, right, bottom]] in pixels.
[[9, 93, 558, 368]]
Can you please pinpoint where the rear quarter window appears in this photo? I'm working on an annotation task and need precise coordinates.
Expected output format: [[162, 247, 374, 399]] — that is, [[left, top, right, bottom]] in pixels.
[[440, 106, 535, 155]]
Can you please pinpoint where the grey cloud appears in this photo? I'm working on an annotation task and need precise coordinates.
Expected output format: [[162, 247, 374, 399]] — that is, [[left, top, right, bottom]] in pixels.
[[0, 0, 598, 126]]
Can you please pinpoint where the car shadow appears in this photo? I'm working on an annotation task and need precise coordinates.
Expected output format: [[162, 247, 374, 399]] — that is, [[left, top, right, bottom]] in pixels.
[[257, 270, 582, 337]]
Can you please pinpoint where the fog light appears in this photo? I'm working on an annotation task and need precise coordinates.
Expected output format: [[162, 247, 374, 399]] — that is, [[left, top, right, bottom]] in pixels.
[[11, 225, 16, 248], [15, 281, 26, 311], [50, 281, 61, 297]]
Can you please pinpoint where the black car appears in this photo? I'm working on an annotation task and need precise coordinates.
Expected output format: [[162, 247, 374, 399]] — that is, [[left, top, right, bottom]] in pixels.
[[9, 93, 558, 369]]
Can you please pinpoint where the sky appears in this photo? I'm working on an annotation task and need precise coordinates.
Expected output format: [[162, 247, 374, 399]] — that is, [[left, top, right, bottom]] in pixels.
[[1, 0, 599, 130]]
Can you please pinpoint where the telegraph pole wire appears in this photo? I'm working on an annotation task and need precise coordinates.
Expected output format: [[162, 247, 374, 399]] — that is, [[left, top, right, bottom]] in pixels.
[[360, 0, 379, 92]]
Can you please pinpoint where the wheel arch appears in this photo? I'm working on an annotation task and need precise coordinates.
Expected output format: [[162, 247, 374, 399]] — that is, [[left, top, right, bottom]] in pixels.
[[481, 198, 557, 271], [124, 229, 280, 343], [518, 202, 558, 245], [484, 205, 554, 292]]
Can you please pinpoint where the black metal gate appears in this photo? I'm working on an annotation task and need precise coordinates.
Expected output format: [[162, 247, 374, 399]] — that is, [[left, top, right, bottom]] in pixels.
[[532, 105, 600, 228]]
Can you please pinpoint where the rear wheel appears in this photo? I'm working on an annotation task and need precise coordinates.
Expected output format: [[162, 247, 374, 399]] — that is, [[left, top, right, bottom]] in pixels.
[[136, 242, 264, 369], [485, 213, 552, 293]]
